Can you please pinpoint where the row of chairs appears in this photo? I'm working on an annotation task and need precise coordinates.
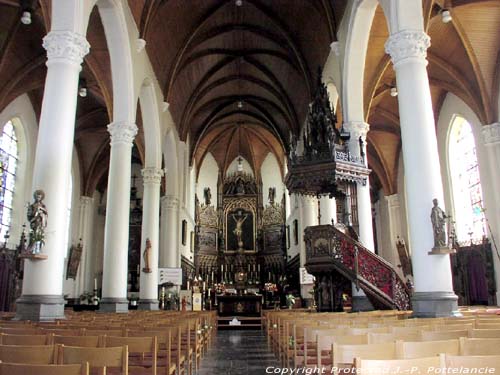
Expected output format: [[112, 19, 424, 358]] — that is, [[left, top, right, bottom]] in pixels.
[[0, 310, 217, 374], [356, 354, 500, 375], [264, 309, 500, 371]]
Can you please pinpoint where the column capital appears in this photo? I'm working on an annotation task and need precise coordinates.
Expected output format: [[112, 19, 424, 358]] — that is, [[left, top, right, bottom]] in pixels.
[[107, 122, 138, 146], [141, 167, 164, 185], [384, 194, 400, 208], [161, 195, 179, 210], [385, 30, 430, 67], [79, 196, 94, 206], [43, 31, 90, 67], [345, 121, 370, 140], [482, 122, 500, 146], [330, 41, 340, 56]]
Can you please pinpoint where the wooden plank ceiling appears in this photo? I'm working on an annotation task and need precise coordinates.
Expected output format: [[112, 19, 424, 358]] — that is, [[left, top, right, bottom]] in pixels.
[[0, 0, 498, 197]]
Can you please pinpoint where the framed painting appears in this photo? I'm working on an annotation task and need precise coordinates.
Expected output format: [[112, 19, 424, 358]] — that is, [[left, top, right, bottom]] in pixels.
[[66, 243, 83, 280]]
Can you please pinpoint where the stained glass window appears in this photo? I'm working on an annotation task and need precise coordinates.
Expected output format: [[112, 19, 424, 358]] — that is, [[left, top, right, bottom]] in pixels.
[[449, 116, 486, 242], [0, 120, 18, 240]]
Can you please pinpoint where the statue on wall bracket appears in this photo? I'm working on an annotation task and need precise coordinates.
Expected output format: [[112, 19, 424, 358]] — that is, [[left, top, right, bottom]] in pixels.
[[21, 189, 49, 260], [429, 198, 455, 255]]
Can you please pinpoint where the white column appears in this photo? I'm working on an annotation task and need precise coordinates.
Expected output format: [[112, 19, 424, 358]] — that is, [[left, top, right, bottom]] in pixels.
[[101, 122, 138, 312], [385, 30, 457, 316], [299, 195, 319, 267], [383, 194, 403, 269], [160, 195, 180, 268], [139, 167, 163, 310], [76, 196, 95, 296], [319, 196, 336, 225], [481, 123, 500, 302], [16, 31, 89, 321], [299, 195, 318, 300], [347, 121, 374, 250]]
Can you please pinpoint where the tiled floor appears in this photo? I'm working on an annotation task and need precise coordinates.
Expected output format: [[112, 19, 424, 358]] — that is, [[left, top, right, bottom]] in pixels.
[[195, 330, 280, 375]]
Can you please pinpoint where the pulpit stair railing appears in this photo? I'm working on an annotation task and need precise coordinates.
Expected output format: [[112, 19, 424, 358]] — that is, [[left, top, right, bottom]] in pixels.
[[304, 225, 411, 310]]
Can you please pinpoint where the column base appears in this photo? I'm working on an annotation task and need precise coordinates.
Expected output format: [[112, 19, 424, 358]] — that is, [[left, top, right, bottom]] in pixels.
[[14, 294, 66, 322], [411, 291, 460, 318], [99, 298, 129, 313], [351, 295, 374, 312], [138, 299, 159, 311]]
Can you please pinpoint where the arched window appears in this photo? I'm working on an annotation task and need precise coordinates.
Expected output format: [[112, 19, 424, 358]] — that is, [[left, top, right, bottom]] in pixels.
[[449, 116, 486, 242], [0, 120, 18, 240]]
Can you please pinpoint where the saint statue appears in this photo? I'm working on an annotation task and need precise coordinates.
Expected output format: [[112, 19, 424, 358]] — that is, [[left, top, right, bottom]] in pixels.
[[142, 238, 152, 273], [431, 198, 448, 248], [27, 189, 48, 254], [268, 187, 276, 205], [232, 211, 248, 249], [203, 187, 211, 206]]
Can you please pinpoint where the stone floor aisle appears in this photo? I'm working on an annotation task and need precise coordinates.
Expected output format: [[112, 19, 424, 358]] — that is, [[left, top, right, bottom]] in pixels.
[[195, 330, 281, 375]]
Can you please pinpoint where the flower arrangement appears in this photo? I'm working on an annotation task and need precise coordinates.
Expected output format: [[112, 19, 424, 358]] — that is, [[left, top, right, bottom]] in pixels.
[[214, 283, 225, 294], [264, 283, 278, 292], [286, 294, 296, 309]]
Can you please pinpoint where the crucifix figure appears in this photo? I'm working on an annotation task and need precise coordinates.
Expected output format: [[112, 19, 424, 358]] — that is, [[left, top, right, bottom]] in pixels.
[[232, 210, 248, 250]]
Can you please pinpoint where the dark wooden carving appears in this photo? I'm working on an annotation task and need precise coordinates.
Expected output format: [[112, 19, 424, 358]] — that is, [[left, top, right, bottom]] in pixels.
[[304, 224, 411, 311], [66, 242, 83, 280]]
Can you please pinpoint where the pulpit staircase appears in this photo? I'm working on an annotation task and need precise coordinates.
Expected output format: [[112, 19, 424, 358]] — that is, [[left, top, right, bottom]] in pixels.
[[304, 225, 411, 311]]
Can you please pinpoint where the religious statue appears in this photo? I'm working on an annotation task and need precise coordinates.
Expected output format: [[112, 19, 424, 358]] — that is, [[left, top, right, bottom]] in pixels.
[[27, 189, 48, 254], [431, 198, 448, 249], [268, 187, 276, 205], [359, 136, 365, 161], [232, 211, 248, 249], [142, 238, 152, 273], [203, 187, 211, 206]]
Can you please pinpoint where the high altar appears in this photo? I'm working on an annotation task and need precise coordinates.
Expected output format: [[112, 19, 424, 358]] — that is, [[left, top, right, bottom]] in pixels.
[[192, 169, 288, 306]]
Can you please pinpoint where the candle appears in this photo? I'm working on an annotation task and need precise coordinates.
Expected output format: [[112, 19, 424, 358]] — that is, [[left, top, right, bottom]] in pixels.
[[258, 264, 260, 272], [187, 281, 190, 290], [94, 278, 97, 290]]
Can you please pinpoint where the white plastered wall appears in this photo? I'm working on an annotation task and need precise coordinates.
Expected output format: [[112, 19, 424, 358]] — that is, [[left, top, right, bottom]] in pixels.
[[436, 92, 500, 301], [196, 153, 219, 208], [0, 95, 37, 248], [261, 153, 284, 207]]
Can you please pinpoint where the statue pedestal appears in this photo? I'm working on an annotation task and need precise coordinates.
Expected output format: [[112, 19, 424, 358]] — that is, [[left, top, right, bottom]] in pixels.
[[428, 246, 455, 255], [19, 252, 48, 260]]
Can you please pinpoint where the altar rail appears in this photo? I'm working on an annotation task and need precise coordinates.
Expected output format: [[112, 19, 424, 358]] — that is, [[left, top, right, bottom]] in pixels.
[[304, 225, 411, 310]]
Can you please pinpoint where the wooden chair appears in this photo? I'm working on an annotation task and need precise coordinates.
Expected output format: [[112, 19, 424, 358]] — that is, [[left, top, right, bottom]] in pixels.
[[396, 339, 460, 359], [0, 333, 50, 345], [420, 330, 468, 341], [468, 329, 500, 338], [445, 354, 500, 371], [312, 334, 368, 370], [0, 327, 43, 335], [84, 329, 123, 337], [0, 362, 89, 375], [57, 344, 128, 375], [51, 335, 100, 348], [0, 344, 56, 364], [459, 337, 500, 355], [332, 342, 396, 374], [355, 355, 445, 375], [103, 335, 157, 375]]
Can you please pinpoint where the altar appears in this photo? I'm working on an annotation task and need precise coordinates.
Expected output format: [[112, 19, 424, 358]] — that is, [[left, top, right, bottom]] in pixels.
[[217, 295, 262, 316]]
